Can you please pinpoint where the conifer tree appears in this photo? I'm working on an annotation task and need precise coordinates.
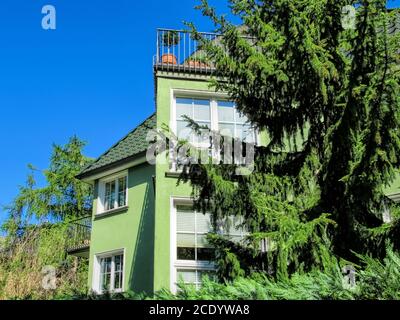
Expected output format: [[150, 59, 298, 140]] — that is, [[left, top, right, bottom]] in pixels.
[[182, 0, 400, 279], [2, 136, 93, 237]]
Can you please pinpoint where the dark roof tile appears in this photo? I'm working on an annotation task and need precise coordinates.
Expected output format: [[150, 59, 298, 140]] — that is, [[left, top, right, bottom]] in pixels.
[[78, 113, 156, 178]]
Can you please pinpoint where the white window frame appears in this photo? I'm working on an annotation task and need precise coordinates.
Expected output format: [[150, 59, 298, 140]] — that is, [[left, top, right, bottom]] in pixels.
[[170, 90, 260, 172], [92, 248, 126, 294], [97, 171, 128, 215], [170, 197, 215, 293]]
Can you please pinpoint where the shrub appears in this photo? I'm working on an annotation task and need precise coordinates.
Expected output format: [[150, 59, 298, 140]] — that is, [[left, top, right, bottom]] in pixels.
[[0, 223, 88, 300], [155, 247, 400, 300]]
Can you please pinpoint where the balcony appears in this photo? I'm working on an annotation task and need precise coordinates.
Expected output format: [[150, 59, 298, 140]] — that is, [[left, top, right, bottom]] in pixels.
[[66, 216, 91, 258], [154, 29, 219, 74]]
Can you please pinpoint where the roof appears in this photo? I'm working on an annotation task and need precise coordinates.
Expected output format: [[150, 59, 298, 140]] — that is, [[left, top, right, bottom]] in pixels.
[[77, 113, 156, 179]]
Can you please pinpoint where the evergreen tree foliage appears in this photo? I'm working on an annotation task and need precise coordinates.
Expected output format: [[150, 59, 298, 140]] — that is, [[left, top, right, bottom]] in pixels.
[[156, 246, 400, 300], [2, 136, 93, 239], [0, 224, 88, 299], [181, 0, 400, 279], [0, 136, 93, 299]]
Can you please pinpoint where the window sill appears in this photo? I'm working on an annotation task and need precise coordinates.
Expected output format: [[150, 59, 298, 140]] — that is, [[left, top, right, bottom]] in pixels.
[[99, 289, 124, 295], [93, 289, 124, 296], [95, 206, 129, 219], [175, 260, 215, 269]]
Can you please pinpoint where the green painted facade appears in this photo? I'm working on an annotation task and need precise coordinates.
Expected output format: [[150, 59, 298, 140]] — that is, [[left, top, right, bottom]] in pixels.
[[153, 74, 214, 292], [85, 73, 215, 295], [81, 69, 400, 295], [87, 163, 155, 294]]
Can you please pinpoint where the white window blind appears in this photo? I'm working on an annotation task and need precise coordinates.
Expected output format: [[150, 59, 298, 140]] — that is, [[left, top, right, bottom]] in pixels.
[[173, 202, 248, 292]]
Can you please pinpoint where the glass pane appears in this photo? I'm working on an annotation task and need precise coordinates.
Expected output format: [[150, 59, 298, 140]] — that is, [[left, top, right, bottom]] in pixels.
[[240, 125, 255, 143], [105, 182, 110, 195], [230, 235, 244, 243], [176, 98, 193, 120], [219, 123, 235, 137], [232, 216, 245, 234], [218, 216, 236, 234], [104, 184, 110, 210], [177, 120, 193, 141], [101, 272, 111, 292], [223, 216, 244, 235], [199, 270, 216, 282], [235, 126, 243, 140], [177, 204, 194, 212], [105, 181, 116, 211], [196, 234, 211, 248], [118, 178, 126, 192], [218, 100, 235, 108], [194, 99, 211, 106], [100, 257, 112, 291], [177, 211, 195, 232], [108, 181, 116, 195], [177, 269, 197, 283], [235, 109, 248, 123], [196, 213, 212, 233], [114, 254, 123, 272], [177, 98, 193, 105], [101, 257, 112, 273], [177, 233, 195, 247], [194, 134, 211, 146], [193, 100, 211, 121], [113, 255, 124, 290], [118, 177, 127, 207], [177, 247, 196, 260], [218, 101, 235, 122], [114, 272, 122, 290], [194, 122, 211, 145]]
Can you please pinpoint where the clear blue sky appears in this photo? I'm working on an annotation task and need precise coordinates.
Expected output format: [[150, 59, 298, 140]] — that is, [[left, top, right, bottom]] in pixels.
[[0, 0, 399, 227], [0, 0, 230, 226]]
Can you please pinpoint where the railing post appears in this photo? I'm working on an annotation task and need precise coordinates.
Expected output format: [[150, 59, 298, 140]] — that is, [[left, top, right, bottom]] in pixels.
[[66, 216, 92, 253], [156, 29, 160, 65], [154, 29, 219, 73]]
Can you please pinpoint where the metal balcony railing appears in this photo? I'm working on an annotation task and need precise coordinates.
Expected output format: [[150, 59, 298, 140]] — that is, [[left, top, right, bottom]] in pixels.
[[154, 29, 219, 73], [66, 216, 91, 254]]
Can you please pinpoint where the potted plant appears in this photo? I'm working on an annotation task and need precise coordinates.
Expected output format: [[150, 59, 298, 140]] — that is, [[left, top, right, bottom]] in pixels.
[[185, 53, 210, 68], [161, 30, 180, 65]]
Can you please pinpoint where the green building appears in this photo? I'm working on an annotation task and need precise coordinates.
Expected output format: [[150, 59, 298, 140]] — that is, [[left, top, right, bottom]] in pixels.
[[67, 29, 400, 295]]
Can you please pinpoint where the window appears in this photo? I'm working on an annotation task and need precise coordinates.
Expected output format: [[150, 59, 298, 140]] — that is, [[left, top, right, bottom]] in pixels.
[[216, 215, 247, 243], [98, 173, 128, 214], [217, 101, 256, 143], [382, 202, 392, 223], [176, 205, 215, 262], [95, 251, 124, 293], [176, 269, 216, 289], [172, 96, 256, 170], [176, 98, 211, 146], [172, 202, 246, 291]]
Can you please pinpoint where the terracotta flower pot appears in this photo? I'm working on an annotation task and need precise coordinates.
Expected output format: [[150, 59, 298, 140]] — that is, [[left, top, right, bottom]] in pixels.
[[186, 60, 208, 68], [161, 53, 177, 65]]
